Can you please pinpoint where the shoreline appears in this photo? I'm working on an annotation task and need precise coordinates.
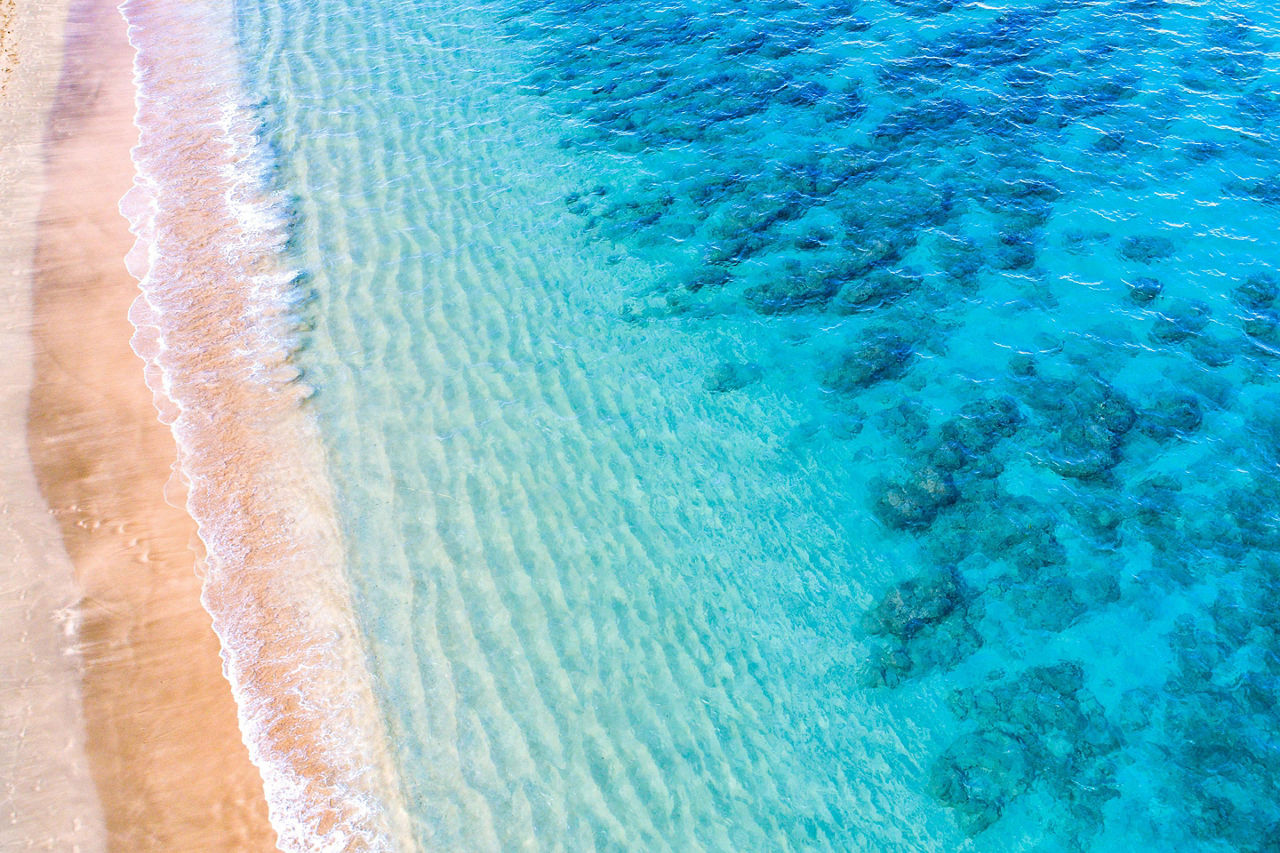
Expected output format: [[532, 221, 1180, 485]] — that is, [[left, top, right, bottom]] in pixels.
[[117, 0, 411, 845], [24, 0, 276, 846]]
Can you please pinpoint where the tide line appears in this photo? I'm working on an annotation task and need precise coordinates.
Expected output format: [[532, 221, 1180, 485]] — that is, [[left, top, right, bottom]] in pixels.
[[117, 0, 412, 846]]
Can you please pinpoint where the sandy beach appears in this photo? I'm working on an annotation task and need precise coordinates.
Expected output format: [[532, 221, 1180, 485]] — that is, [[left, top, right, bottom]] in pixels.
[[1, 0, 102, 846], [8, 0, 276, 846]]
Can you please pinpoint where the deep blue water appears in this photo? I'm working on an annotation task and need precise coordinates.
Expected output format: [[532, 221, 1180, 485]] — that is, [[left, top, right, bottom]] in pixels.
[[235, 0, 1280, 847]]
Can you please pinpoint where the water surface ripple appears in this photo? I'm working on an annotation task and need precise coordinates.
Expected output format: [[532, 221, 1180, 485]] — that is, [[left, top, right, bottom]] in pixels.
[[234, 0, 1280, 847]]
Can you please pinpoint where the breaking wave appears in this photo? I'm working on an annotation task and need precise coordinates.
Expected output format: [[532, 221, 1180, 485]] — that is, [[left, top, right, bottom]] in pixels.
[[116, 0, 409, 847]]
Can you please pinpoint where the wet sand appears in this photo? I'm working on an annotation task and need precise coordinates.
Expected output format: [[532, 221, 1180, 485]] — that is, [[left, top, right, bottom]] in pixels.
[[23, 0, 276, 846]]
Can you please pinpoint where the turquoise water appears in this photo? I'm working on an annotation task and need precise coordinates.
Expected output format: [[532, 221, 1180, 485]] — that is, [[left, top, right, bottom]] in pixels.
[[232, 0, 1280, 848]]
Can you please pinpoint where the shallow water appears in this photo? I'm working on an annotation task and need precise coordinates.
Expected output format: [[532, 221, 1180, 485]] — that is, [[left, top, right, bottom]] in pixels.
[[232, 0, 1280, 848]]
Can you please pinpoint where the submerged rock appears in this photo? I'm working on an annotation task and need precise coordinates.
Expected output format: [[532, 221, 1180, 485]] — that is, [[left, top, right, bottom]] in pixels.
[[1243, 308, 1280, 351], [1092, 132, 1126, 153], [1187, 334, 1235, 368], [829, 267, 923, 314], [1027, 379, 1135, 480], [743, 264, 839, 314], [994, 231, 1037, 270], [933, 662, 1121, 836], [824, 329, 915, 391], [887, 0, 955, 17], [876, 398, 930, 445], [706, 361, 764, 393], [1126, 275, 1163, 304], [871, 97, 970, 145], [1234, 272, 1279, 310], [861, 565, 981, 686], [1183, 140, 1225, 162], [1120, 233, 1177, 263], [1090, 387, 1137, 435], [864, 565, 967, 639], [930, 730, 1034, 833], [1045, 422, 1122, 479], [1140, 392, 1202, 440], [685, 266, 732, 292], [1001, 573, 1088, 632], [928, 395, 1023, 470], [932, 234, 984, 284], [871, 465, 959, 530], [1226, 176, 1280, 207], [1132, 475, 1184, 537], [1149, 299, 1211, 345]]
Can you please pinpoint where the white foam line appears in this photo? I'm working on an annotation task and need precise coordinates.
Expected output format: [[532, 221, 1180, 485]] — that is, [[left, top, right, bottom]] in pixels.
[[116, 0, 412, 847]]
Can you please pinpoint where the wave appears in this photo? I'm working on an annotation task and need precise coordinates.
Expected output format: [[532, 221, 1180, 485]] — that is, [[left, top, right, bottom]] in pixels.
[[115, 0, 411, 847]]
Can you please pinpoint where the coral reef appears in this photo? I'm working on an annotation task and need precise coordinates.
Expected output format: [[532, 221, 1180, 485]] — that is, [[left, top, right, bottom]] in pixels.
[[502, 0, 1280, 844]]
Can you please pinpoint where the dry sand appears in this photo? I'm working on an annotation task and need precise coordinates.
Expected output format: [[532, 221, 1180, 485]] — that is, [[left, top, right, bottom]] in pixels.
[[1, 0, 103, 845], [16, 0, 277, 846]]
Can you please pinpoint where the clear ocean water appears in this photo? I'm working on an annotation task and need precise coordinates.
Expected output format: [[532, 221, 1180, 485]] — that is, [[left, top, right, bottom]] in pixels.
[[227, 0, 1280, 847]]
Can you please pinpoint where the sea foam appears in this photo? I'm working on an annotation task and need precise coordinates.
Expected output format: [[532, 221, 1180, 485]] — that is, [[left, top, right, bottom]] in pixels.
[[116, 0, 409, 847]]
